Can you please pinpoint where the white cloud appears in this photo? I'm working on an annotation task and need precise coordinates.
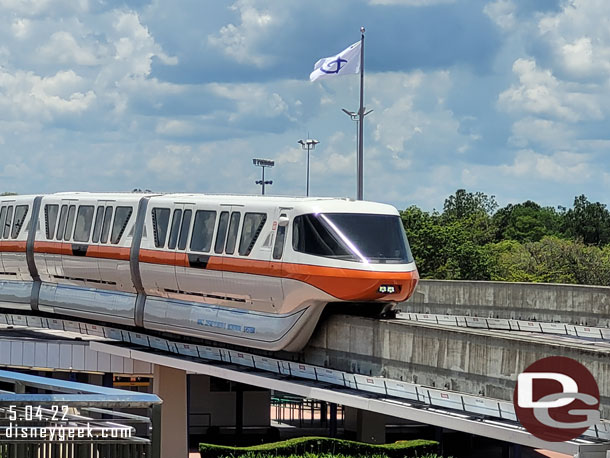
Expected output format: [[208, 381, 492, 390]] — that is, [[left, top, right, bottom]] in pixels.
[[367, 71, 466, 156], [509, 117, 573, 149], [208, 82, 292, 121], [11, 18, 31, 39], [155, 119, 203, 137], [37, 31, 100, 66], [208, 0, 278, 67], [483, 0, 516, 30], [0, 69, 95, 120], [498, 58, 602, 122], [368, 0, 454, 5], [538, 0, 610, 81], [499, 149, 592, 183]]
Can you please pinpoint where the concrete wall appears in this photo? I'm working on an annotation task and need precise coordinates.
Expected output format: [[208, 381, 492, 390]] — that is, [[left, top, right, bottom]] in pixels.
[[403, 279, 610, 327], [303, 315, 610, 419]]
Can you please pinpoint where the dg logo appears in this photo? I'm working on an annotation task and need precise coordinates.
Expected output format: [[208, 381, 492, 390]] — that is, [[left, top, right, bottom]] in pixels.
[[514, 356, 600, 442]]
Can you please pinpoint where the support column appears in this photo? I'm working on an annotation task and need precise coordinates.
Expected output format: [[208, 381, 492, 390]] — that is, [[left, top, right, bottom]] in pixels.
[[356, 410, 385, 444], [235, 383, 244, 438], [329, 403, 338, 438], [153, 364, 187, 458]]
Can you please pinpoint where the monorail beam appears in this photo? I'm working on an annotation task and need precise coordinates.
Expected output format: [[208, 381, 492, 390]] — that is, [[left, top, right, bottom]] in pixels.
[[303, 314, 610, 419]]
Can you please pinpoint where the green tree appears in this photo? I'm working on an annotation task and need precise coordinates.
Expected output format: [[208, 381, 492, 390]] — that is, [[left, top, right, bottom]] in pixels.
[[562, 195, 610, 245], [493, 201, 562, 243], [401, 205, 492, 280], [442, 189, 498, 221], [486, 236, 610, 286]]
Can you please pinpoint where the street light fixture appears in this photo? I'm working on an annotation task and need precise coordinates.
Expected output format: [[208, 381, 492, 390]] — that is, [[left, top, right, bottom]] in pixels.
[[252, 158, 274, 195], [297, 138, 319, 197]]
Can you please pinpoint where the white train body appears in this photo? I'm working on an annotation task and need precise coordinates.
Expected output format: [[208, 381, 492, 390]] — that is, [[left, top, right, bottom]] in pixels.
[[0, 193, 418, 351]]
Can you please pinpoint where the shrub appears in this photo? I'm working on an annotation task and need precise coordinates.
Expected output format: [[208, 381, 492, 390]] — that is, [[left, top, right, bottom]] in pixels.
[[199, 436, 438, 458]]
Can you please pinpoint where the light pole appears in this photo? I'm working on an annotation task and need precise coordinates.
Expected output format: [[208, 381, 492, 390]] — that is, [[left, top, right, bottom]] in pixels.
[[342, 107, 372, 200], [252, 158, 274, 195], [298, 138, 319, 197]]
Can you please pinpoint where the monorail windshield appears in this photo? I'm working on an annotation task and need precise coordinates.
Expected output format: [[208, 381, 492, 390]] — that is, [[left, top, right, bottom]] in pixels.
[[292, 213, 414, 264]]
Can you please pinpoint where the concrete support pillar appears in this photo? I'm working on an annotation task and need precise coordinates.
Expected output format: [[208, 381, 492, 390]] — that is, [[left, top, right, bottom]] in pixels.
[[153, 364, 187, 458], [235, 383, 244, 437], [356, 410, 386, 444], [329, 403, 338, 438]]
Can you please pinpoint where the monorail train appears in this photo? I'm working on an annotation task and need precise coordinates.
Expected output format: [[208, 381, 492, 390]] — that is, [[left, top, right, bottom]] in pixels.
[[0, 192, 418, 351]]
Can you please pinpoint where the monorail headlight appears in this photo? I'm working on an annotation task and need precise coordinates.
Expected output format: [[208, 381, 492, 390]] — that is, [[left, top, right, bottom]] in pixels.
[[378, 285, 400, 294]]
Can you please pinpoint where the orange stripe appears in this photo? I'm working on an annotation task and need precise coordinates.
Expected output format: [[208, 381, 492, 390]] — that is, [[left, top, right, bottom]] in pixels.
[[139, 249, 190, 268], [220, 257, 419, 301], [35, 241, 130, 260], [140, 249, 418, 301], [31, 242, 419, 301], [0, 240, 27, 252], [34, 241, 69, 255], [88, 245, 130, 261]]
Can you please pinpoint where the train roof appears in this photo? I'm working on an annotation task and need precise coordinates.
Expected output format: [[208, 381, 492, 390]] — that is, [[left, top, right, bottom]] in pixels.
[[0, 192, 400, 215]]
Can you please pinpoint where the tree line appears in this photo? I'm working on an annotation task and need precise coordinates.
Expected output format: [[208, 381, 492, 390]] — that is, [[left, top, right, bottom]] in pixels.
[[401, 189, 610, 286]]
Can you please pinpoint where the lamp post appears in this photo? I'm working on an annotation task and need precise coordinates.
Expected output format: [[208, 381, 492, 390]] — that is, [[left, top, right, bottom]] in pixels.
[[252, 158, 274, 195], [342, 107, 372, 200], [298, 139, 319, 197]]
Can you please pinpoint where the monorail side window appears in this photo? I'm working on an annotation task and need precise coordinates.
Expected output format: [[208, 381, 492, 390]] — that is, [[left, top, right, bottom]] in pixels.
[[168, 209, 182, 249], [111, 206, 133, 244], [56, 205, 68, 240], [239, 213, 267, 256], [0, 207, 7, 240], [45, 204, 59, 240], [100, 207, 113, 244], [2, 205, 13, 239], [152, 208, 170, 248], [3, 206, 13, 239], [273, 216, 287, 260], [191, 210, 216, 253], [178, 209, 192, 250], [11, 205, 28, 239], [74, 206, 94, 242], [63, 205, 76, 241], [214, 211, 229, 254], [225, 212, 241, 255], [91, 206, 104, 243]]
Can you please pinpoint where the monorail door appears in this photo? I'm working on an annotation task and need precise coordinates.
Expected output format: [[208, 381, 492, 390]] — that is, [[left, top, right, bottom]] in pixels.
[[166, 201, 195, 296], [62, 196, 101, 288]]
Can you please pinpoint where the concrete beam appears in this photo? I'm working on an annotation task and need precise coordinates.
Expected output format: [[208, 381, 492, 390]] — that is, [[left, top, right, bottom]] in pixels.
[[404, 280, 610, 327], [304, 315, 610, 419]]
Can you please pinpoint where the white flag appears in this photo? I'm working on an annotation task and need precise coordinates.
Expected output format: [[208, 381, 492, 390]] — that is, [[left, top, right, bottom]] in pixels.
[[309, 41, 361, 82]]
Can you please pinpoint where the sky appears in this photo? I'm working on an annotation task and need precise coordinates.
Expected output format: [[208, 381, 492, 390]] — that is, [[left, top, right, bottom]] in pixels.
[[0, 0, 609, 211]]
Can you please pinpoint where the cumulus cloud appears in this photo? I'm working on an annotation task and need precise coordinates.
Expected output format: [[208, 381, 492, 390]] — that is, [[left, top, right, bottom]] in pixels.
[[483, 0, 516, 30], [37, 31, 101, 66], [538, 0, 610, 81], [208, 0, 279, 67], [0, 69, 95, 121], [500, 149, 592, 183], [498, 58, 602, 122]]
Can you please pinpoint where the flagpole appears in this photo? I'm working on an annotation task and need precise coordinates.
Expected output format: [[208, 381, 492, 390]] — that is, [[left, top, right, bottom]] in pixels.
[[357, 26, 365, 201]]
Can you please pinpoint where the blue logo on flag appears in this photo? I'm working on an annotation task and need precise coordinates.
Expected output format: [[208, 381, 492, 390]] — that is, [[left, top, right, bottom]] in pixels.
[[321, 57, 348, 74]]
